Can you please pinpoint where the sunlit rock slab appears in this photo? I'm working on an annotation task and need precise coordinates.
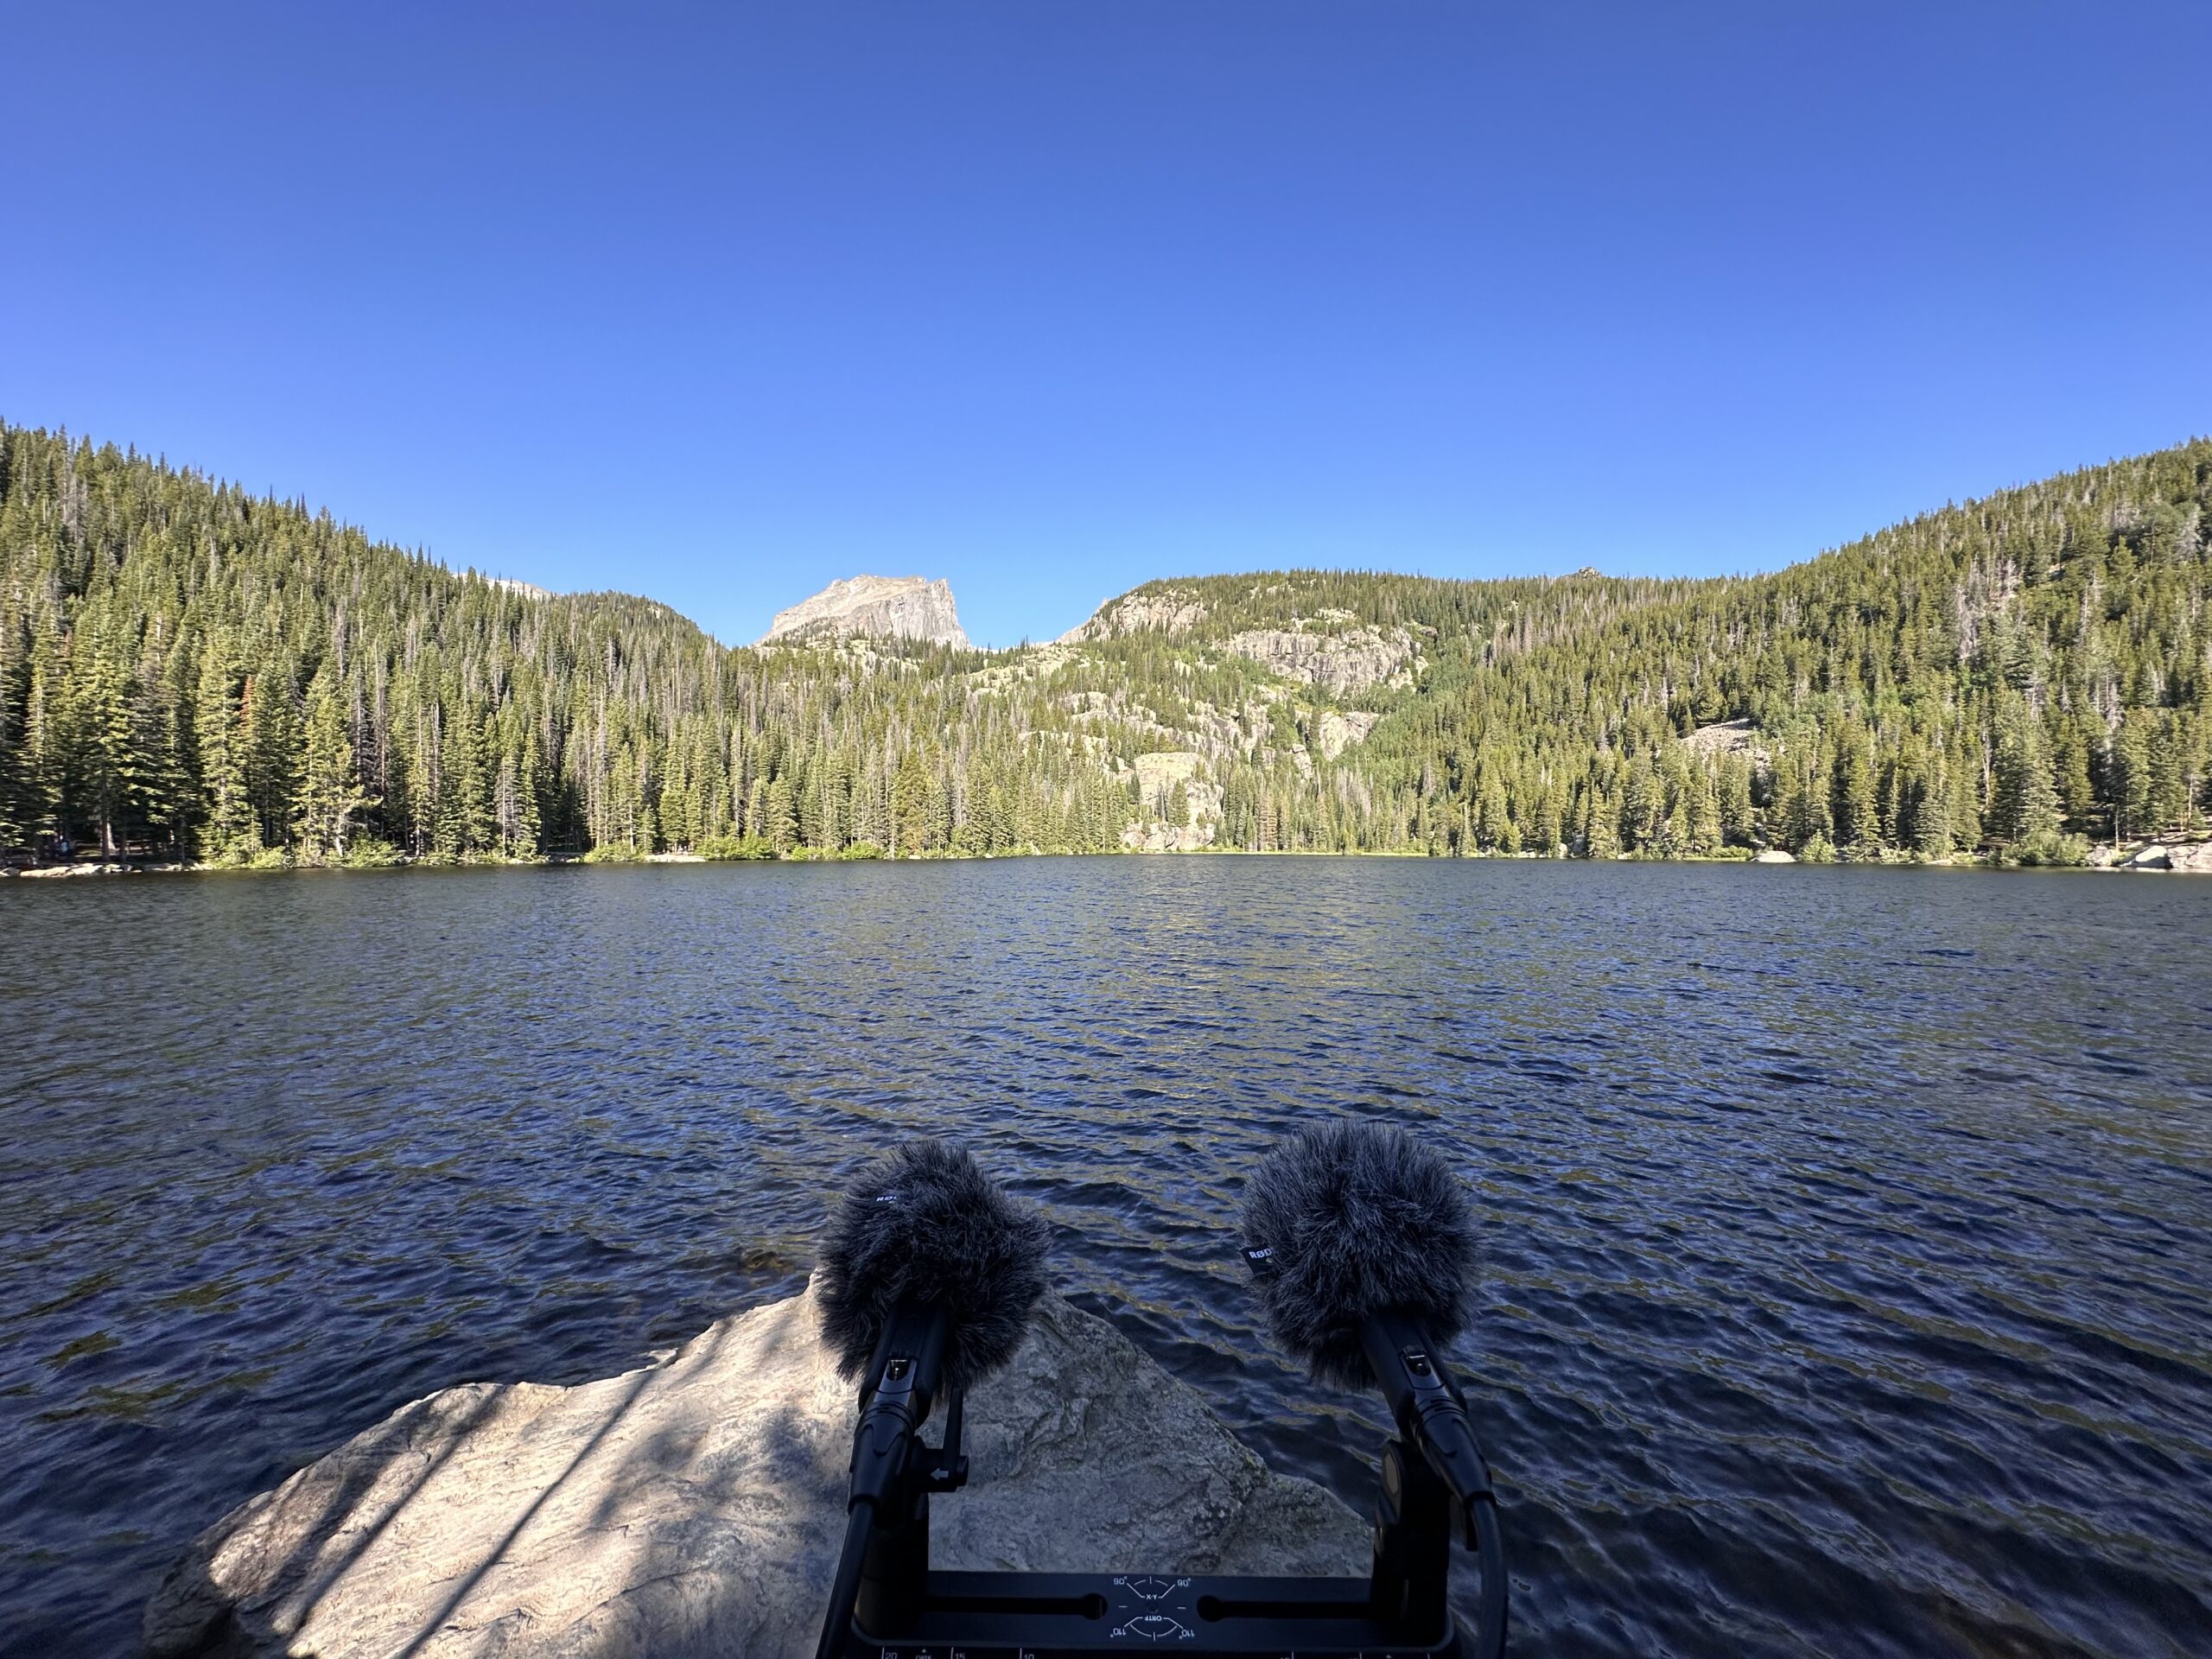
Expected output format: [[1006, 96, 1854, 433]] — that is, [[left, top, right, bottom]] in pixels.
[[145, 1287, 1365, 1658]]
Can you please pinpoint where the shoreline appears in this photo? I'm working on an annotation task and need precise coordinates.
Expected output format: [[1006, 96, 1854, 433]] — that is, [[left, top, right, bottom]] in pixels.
[[9, 841, 2209, 880]]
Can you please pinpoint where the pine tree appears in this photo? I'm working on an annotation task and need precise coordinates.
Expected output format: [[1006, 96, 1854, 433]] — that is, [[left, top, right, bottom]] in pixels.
[[294, 675, 368, 861], [510, 729, 543, 859], [2052, 717, 2098, 828], [1833, 729, 1881, 856], [1717, 753, 1755, 848], [73, 632, 136, 855], [0, 619, 32, 851], [766, 772, 798, 855], [456, 703, 498, 856], [1987, 698, 2059, 847], [890, 750, 931, 855], [2145, 713, 2189, 832], [245, 663, 301, 851], [1685, 763, 1719, 855], [194, 635, 258, 862]]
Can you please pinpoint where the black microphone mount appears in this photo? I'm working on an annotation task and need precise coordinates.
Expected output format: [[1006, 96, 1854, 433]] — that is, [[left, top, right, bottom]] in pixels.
[[1358, 1307, 1510, 1657], [811, 1128, 1509, 1658], [817, 1288, 1505, 1659], [815, 1300, 976, 1659]]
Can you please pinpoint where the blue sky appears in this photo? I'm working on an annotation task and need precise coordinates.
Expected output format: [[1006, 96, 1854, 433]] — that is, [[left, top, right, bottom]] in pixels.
[[5, 4, 2208, 648]]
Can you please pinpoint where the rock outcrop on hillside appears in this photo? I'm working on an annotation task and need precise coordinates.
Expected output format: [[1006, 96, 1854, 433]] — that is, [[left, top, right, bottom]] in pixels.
[[1684, 718, 1764, 761], [1061, 591, 1419, 695], [1316, 709, 1383, 760], [1123, 750, 1224, 850], [1058, 588, 1211, 642], [144, 1285, 1365, 1659], [760, 575, 970, 648], [1221, 626, 1419, 696]]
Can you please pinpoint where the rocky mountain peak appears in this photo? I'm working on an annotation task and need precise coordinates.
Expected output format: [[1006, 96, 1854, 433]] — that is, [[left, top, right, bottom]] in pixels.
[[759, 575, 970, 649]]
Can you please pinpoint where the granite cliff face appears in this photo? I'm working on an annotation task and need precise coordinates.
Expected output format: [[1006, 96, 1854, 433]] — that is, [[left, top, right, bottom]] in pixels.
[[1123, 750, 1223, 851], [760, 575, 970, 649], [1061, 589, 1419, 695], [143, 1283, 1365, 1659], [1223, 623, 1420, 696], [1059, 587, 1211, 642]]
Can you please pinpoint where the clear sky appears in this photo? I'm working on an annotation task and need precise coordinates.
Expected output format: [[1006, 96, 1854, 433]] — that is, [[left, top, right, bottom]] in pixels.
[[5, 4, 2208, 648]]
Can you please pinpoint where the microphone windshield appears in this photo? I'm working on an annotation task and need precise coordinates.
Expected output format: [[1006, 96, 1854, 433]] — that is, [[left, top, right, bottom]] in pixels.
[[817, 1139, 1052, 1392], [1239, 1119, 1477, 1389]]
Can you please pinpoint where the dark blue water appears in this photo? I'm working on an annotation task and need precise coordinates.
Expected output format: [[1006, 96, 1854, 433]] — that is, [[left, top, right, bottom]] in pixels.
[[3, 860, 2209, 1657]]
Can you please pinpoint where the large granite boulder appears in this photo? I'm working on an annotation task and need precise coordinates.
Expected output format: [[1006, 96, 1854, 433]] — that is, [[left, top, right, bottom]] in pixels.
[[144, 1287, 1367, 1659]]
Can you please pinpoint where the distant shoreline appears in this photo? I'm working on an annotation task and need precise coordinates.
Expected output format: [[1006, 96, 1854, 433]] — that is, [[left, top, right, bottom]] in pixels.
[[9, 841, 2208, 880]]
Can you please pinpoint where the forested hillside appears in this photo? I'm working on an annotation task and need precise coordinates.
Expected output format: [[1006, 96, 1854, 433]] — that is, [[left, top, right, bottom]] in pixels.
[[0, 422, 1367, 864], [1, 418, 2206, 868], [1354, 442, 2212, 861]]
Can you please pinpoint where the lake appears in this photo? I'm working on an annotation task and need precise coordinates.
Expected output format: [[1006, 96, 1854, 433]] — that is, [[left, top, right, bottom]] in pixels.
[[2, 859, 2209, 1657]]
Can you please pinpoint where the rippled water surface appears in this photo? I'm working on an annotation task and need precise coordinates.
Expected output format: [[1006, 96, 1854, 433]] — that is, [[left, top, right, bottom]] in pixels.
[[3, 860, 2211, 1657]]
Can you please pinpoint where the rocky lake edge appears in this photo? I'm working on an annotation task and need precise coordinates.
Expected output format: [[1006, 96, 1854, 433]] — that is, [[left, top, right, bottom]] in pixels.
[[143, 1282, 1370, 1659]]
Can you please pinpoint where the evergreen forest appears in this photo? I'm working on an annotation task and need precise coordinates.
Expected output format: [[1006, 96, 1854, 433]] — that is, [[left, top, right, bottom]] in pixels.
[[1, 418, 2206, 869]]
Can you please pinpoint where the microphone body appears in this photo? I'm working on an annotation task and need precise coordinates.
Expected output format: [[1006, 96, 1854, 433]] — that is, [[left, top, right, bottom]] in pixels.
[[813, 1141, 1050, 1659], [1241, 1120, 1505, 1653], [1359, 1308, 1494, 1542], [845, 1300, 950, 1511]]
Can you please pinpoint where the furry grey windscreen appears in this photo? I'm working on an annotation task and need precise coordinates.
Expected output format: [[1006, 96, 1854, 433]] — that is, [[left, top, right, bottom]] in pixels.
[[1239, 1119, 1478, 1389], [816, 1139, 1052, 1391]]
